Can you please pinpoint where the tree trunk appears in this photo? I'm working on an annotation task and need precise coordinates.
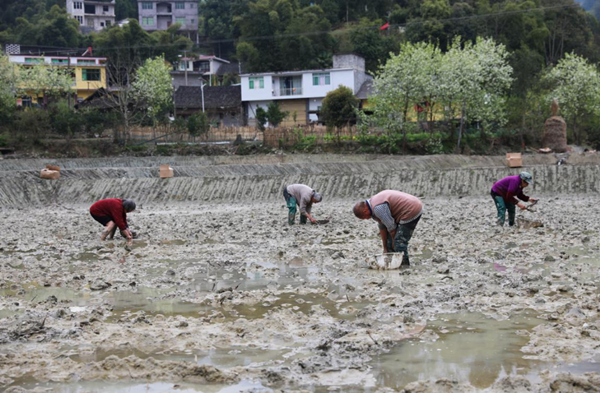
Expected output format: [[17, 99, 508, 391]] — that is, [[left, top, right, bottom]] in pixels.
[[402, 94, 409, 152], [456, 102, 466, 154], [573, 116, 578, 145]]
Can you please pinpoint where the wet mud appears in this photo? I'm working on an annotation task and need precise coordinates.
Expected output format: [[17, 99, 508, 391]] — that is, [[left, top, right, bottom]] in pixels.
[[0, 154, 599, 392]]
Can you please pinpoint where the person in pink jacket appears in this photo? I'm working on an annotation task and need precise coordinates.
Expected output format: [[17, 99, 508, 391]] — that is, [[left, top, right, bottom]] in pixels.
[[353, 190, 423, 266]]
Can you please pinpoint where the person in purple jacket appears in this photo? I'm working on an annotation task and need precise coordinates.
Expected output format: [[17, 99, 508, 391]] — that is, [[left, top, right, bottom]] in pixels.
[[491, 172, 538, 226]]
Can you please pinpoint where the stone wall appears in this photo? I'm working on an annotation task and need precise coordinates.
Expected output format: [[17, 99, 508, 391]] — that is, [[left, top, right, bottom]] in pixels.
[[0, 155, 598, 207]]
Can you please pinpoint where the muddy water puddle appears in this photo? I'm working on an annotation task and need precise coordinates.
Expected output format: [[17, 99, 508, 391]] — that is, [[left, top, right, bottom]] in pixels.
[[10, 380, 269, 393], [66, 346, 294, 369], [370, 311, 589, 389], [0, 283, 94, 306]]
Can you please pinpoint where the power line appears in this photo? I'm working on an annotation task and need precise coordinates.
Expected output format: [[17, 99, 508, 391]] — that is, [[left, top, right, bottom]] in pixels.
[[4, 2, 583, 53]]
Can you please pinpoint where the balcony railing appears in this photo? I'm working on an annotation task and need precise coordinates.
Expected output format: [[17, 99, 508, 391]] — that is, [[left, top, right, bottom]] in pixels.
[[276, 87, 303, 96]]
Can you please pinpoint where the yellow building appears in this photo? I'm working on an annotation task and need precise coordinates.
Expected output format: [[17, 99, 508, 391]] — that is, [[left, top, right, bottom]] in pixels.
[[8, 54, 108, 105]]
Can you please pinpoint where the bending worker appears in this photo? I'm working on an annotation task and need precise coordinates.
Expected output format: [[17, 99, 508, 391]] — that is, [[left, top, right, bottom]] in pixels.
[[283, 184, 322, 225], [90, 198, 136, 241], [353, 190, 423, 267], [491, 171, 538, 227]]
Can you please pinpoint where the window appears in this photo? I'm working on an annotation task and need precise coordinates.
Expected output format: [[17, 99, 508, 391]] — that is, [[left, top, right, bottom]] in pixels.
[[313, 72, 330, 86], [100, 22, 105, 27], [142, 17, 154, 25], [103, 6, 109, 12], [175, 2, 185, 9], [249, 76, 264, 90], [106, 20, 111, 26], [51, 59, 69, 65], [82, 69, 101, 82], [87, 18, 95, 27], [190, 2, 195, 7], [141, 2, 153, 10], [175, 17, 186, 25], [77, 59, 96, 65], [25, 58, 44, 64], [84, 4, 95, 14], [191, 19, 195, 25], [73, 2, 83, 10], [198, 62, 210, 73], [75, 15, 83, 24]]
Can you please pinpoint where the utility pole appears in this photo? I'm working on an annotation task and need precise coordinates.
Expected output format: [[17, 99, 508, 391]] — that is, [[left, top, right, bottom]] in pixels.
[[184, 50, 188, 86], [201, 81, 205, 113], [178, 50, 189, 86]]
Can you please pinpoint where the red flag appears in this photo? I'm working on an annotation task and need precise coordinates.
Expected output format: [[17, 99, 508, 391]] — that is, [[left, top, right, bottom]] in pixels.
[[380, 22, 389, 30]]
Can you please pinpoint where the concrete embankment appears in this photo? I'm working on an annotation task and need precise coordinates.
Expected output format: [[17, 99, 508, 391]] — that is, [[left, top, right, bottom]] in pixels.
[[0, 154, 598, 206]]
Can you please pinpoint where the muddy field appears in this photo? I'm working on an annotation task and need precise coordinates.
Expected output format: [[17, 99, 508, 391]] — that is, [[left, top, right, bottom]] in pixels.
[[0, 154, 599, 392]]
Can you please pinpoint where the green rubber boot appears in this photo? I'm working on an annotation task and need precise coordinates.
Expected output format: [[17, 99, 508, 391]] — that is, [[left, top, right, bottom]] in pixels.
[[288, 213, 296, 225]]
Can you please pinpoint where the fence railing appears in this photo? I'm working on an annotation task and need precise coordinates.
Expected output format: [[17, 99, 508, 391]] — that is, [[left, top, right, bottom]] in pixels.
[[263, 125, 358, 147], [128, 126, 263, 144]]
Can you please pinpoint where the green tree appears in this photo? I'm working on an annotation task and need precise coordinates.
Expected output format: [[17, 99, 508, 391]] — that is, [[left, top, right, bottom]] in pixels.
[[49, 99, 82, 137], [11, 5, 81, 47], [187, 112, 210, 139], [348, 18, 397, 73], [266, 101, 289, 127], [255, 106, 268, 130], [321, 85, 358, 130], [115, 0, 138, 21], [544, 52, 600, 144], [200, 0, 248, 57]]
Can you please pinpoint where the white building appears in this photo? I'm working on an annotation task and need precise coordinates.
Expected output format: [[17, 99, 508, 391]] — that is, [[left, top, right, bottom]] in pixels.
[[172, 55, 241, 89], [66, 0, 116, 32], [240, 54, 371, 127]]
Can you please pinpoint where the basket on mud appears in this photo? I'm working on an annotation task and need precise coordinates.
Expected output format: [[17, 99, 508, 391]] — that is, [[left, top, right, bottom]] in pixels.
[[368, 253, 403, 270]]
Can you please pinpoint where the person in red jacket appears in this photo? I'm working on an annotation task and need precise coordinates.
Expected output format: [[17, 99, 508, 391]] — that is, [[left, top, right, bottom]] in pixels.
[[89, 198, 136, 241]]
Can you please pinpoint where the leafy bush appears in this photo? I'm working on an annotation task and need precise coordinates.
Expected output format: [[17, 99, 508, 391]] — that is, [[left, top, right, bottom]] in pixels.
[[49, 100, 83, 137], [187, 113, 209, 138], [11, 109, 51, 144], [0, 133, 8, 147]]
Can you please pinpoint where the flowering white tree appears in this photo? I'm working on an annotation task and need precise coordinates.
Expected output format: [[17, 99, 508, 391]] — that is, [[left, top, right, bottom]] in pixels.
[[438, 37, 513, 152], [368, 37, 513, 153], [0, 50, 18, 126], [17, 63, 74, 107], [545, 52, 600, 144], [370, 41, 441, 150], [132, 55, 173, 128]]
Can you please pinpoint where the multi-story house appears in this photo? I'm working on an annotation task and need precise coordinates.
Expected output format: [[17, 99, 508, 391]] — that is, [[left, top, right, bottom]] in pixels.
[[8, 54, 108, 105], [138, 1, 199, 43], [171, 55, 241, 88], [66, 0, 116, 32], [240, 54, 372, 127]]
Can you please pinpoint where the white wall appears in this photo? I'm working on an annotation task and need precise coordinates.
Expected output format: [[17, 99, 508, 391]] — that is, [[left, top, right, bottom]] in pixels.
[[8, 55, 106, 66], [241, 75, 274, 102], [303, 69, 355, 98], [241, 69, 357, 103]]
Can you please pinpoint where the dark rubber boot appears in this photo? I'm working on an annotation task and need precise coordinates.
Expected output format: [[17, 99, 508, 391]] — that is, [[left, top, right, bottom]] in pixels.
[[288, 213, 296, 225], [300, 215, 308, 225], [401, 254, 410, 267]]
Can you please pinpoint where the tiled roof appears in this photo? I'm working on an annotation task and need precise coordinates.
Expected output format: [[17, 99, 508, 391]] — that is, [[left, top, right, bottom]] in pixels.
[[216, 62, 243, 75], [174, 85, 241, 110]]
